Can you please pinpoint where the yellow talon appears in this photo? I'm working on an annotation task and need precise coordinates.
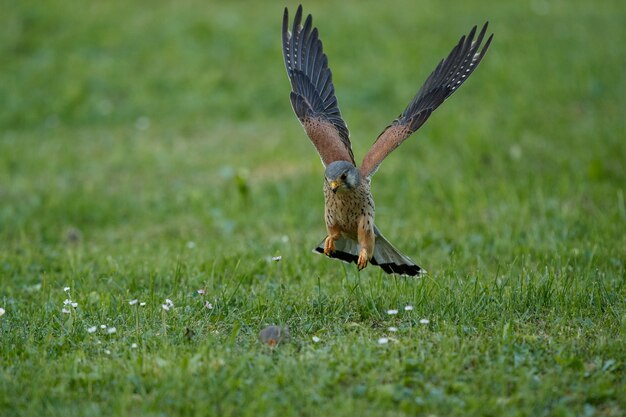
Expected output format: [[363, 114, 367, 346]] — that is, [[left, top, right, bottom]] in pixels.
[[324, 236, 335, 256], [357, 248, 368, 270]]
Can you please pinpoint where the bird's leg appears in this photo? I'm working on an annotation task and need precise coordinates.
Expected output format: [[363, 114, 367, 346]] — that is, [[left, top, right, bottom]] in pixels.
[[323, 236, 335, 255], [357, 216, 375, 270], [324, 224, 341, 256]]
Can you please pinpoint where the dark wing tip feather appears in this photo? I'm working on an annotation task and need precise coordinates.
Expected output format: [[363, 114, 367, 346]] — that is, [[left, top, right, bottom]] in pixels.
[[479, 31, 494, 58], [282, 7, 289, 32], [475, 21, 487, 46], [293, 5, 303, 29], [467, 25, 478, 42]]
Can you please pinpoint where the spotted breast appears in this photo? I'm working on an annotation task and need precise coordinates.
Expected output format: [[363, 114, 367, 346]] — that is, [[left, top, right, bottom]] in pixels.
[[323, 179, 375, 240]]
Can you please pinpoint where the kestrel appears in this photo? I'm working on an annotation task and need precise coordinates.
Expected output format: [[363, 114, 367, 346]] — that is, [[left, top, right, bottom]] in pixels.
[[282, 5, 492, 276]]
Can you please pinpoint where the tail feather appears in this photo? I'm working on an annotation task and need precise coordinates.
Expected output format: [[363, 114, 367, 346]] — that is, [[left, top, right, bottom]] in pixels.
[[313, 226, 425, 277], [313, 236, 360, 265]]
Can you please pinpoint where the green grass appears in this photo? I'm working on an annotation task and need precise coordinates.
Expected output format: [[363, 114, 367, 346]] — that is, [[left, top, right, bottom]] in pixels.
[[1, 0, 625, 416]]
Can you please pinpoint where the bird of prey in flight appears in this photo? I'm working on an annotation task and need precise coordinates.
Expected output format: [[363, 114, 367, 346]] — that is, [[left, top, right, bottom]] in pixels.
[[282, 5, 493, 276]]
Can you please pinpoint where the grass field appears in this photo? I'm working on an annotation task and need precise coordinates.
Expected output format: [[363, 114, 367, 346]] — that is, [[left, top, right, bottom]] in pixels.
[[1, 0, 625, 416]]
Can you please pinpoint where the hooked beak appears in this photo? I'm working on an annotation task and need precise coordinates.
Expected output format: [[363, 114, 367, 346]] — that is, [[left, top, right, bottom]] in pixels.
[[329, 180, 340, 193]]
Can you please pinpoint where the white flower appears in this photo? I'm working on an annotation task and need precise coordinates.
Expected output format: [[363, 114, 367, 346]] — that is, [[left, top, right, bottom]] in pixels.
[[204, 301, 213, 309], [387, 309, 398, 315], [61, 308, 71, 314], [419, 318, 430, 324], [404, 305, 414, 311], [64, 299, 77, 308], [197, 289, 205, 295], [129, 299, 138, 305], [107, 327, 116, 334], [163, 298, 174, 311], [140, 302, 146, 307], [100, 324, 107, 329], [63, 286, 70, 292], [378, 337, 389, 344], [0, 307, 4, 317], [312, 336, 321, 343], [104, 349, 111, 355], [131, 343, 138, 349], [87, 326, 97, 333], [388, 327, 398, 332], [271, 256, 282, 262]]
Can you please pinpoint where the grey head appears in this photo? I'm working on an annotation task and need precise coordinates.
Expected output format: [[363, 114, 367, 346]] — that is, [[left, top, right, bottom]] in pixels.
[[325, 160, 360, 194]]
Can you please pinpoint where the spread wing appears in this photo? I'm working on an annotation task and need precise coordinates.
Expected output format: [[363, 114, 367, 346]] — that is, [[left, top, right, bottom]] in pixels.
[[360, 23, 493, 178], [282, 5, 355, 167]]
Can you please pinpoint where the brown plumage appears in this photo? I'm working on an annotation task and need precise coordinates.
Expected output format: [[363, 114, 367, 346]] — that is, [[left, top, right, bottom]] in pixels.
[[282, 5, 493, 276]]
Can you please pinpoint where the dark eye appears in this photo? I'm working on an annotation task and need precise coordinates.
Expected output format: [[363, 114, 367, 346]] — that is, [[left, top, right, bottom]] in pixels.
[[340, 173, 347, 180]]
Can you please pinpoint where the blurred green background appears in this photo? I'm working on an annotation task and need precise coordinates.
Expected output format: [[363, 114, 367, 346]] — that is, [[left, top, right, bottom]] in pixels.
[[1, 0, 623, 251], [1, 0, 624, 416], [1, 0, 624, 249]]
